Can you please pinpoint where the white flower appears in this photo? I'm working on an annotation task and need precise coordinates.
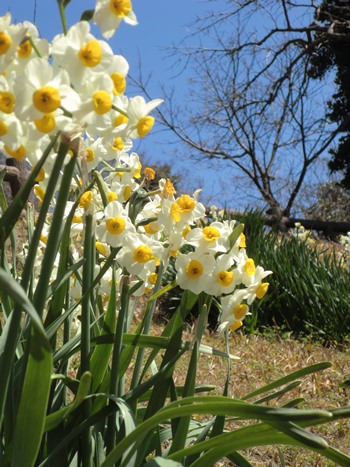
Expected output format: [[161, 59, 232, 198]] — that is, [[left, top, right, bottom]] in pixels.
[[175, 250, 215, 295], [0, 13, 26, 73], [74, 71, 115, 134], [97, 266, 123, 300], [135, 196, 163, 238], [80, 136, 108, 172], [116, 232, 163, 280], [106, 54, 129, 96], [218, 289, 250, 334], [2, 122, 50, 163], [0, 113, 24, 151], [126, 96, 163, 139], [0, 72, 16, 115], [14, 57, 81, 121], [102, 134, 133, 161], [93, 0, 138, 39], [236, 251, 272, 288], [185, 221, 231, 253], [96, 200, 135, 248], [169, 191, 206, 228], [52, 21, 114, 88], [205, 253, 241, 297], [244, 267, 272, 304], [8, 21, 50, 73]]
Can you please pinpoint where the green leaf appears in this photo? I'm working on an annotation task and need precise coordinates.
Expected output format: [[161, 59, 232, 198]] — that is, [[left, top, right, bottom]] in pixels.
[[253, 381, 302, 405], [0, 268, 52, 427], [147, 280, 178, 302], [80, 9, 94, 22], [44, 372, 92, 432], [225, 452, 253, 467], [32, 149, 77, 319], [44, 195, 83, 328], [242, 362, 332, 401], [0, 268, 45, 333], [228, 223, 244, 248], [12, 326, 52, 467], [267, 420, 328, 450], [90, 268, 117, 392], [146, 458, 182, 466], [142, 291, 196, 421], [101, 396, 332, 467]]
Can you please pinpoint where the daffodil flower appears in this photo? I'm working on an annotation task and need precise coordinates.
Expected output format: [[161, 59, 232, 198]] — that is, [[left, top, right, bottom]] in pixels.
[[218, 289, 250, 334], [175, 251, 216, 295], [185, 221, 231, 253], [96, 200, 135, 248], [0, 13, 26, 73], [52, 21, 114, 87], [116, 232, 163, 280], [14, 57, 81, 122], [126, 96, 163, 139], [205, 253, 241, 297], [93, 0, 138, 39]]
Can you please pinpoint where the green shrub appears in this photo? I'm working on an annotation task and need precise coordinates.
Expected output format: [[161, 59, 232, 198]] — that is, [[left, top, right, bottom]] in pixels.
[[241, 211, 350, 342]]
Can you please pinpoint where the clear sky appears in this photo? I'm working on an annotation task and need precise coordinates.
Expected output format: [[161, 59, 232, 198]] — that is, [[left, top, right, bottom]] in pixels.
[[2, 0, 232, 206]]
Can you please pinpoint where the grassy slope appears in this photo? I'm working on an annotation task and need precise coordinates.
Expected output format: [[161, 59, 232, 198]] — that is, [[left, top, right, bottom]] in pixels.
[[167, 327, 350, 466]]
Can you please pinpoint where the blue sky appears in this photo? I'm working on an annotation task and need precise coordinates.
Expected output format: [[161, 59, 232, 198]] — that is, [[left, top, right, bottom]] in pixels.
[[2, 0, 230, 205]]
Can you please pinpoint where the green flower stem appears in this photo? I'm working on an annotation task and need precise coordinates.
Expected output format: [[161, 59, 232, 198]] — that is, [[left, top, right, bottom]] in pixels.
[[93, 170, 109, 207], [169, 293, 212, 455], [112, 105, 128, 117], [57, 0, 68, 35], [129, 262, 165, 391], [33, 149, 77, 318], [80, 213, 94, 467], [28, 36, 42, 58], [106, 273, 130, 454], [61, 286, 71, 406], [81, 213, 94, 375], [0, 136, 63, 430]]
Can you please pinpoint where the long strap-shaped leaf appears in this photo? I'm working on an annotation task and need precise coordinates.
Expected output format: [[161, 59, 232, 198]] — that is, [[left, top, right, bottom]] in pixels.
[[12, 326, 52, 467], [0, 270, 51, 427], [100, 396, 332, 467], [0, 270, 52, 466]]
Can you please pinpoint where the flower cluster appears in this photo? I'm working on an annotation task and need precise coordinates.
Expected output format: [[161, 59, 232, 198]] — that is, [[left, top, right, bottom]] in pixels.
[[339, 231, 350, 268], [1, 1, 271, 335], [339, 231, 350, 253], [291, 222, 315, 245]]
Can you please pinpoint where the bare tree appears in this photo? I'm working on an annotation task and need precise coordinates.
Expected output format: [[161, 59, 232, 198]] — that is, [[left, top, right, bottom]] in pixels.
[[136, 0, 350, 226]]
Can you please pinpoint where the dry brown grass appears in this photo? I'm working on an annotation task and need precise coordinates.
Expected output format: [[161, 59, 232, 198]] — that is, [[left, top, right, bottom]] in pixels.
[[162, 327, 350, 466]]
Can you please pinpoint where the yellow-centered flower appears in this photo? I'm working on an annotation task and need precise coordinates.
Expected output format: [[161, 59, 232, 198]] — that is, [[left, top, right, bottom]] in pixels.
[[78, 40, 102, 67], [34, 113, 56, 133], [110, 0, 132, 17], [0, 32, 12, 55], [32, 86, 61, 113], [93, 90, 112, 115], [133, 244, 153, 263], [106, 216, 126, 235], [0, 91, 15, 113], [185, 259, 204, 279]]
